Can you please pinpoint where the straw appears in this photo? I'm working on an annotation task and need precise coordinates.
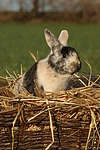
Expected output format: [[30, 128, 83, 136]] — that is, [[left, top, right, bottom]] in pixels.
[[0, 62, 100, 149]]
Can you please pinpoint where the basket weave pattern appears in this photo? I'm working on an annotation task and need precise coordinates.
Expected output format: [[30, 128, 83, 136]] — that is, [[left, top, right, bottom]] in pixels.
[[0, 77, 100, 150]]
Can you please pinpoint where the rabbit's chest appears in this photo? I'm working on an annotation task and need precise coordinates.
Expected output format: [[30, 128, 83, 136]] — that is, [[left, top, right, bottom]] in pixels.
[[36, 60, 71, 92]]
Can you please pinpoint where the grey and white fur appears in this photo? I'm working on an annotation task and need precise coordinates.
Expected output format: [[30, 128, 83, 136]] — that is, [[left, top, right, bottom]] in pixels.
[[13, 29, 81, 95]]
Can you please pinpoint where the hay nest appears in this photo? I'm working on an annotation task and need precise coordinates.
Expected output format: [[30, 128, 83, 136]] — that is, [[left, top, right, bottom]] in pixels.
[[0, 71, 100, 150]]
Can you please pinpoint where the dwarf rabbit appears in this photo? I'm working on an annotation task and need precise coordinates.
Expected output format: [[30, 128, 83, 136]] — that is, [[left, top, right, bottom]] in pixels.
[[13, 28, 81, 95]]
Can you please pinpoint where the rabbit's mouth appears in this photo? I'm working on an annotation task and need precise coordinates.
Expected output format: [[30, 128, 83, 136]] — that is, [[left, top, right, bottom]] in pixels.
[[70, 61, 82, 75]]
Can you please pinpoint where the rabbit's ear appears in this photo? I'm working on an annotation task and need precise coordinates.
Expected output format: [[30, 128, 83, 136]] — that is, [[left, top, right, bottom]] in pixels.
[[58, 30, 69, 46], [44, 29, 59, 50]]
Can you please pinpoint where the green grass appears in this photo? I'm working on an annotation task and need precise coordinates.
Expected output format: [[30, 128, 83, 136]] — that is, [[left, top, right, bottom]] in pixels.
[[0, 23, 100, 76]]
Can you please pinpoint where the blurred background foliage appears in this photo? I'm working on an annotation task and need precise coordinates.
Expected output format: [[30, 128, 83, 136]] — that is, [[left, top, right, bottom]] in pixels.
[[0, 0, 100, 23], [0, 0, 100, 76]]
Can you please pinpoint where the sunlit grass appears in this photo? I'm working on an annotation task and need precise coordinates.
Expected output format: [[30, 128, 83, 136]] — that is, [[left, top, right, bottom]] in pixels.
[[0, 23, 100, 75]]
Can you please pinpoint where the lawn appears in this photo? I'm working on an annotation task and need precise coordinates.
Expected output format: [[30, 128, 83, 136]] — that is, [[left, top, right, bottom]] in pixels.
[[0, 23, 100, 76]]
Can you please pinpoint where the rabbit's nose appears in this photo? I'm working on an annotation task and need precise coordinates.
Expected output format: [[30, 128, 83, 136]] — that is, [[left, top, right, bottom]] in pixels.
[[76, 60, 82, 72]]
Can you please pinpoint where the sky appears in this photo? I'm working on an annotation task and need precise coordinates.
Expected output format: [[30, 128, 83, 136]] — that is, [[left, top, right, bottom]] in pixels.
[[0, 0, 99, 12], [0, 0, 33, 12], [0, 0, 64, 12]]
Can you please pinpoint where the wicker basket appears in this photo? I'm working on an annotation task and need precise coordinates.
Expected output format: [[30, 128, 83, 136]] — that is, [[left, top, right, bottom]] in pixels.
[[0, 75, 100, 150]]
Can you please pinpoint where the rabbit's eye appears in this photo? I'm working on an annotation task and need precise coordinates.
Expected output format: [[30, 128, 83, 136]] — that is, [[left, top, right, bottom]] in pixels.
[[63, 53, 66, 58]]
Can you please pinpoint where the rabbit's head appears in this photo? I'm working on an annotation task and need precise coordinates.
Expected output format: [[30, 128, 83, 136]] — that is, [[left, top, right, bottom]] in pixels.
[[44, 29, 81, 75]]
